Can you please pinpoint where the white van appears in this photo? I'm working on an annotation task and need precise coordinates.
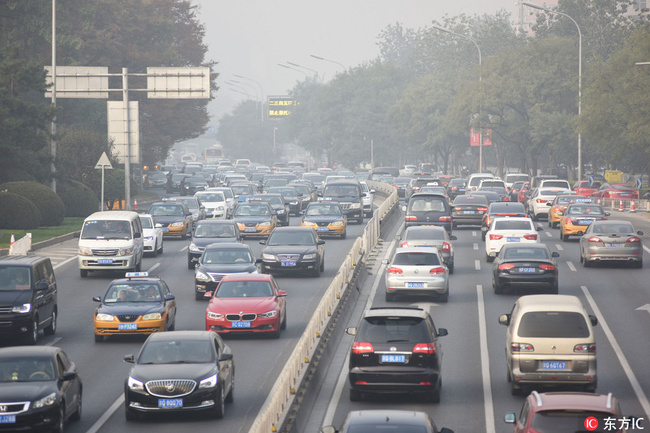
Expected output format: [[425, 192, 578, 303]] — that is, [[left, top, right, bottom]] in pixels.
[[78, 211, 144, 278]]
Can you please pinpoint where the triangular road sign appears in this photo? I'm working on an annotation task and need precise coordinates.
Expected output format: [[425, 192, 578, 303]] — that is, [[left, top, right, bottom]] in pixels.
[[95, 152, 113, 169]]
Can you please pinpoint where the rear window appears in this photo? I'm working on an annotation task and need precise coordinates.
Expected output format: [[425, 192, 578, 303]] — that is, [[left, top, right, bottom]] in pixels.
[[517, 312, 590, 338], [454, 196, 488, 205], [502, 247, 549, 260], [505, 174, 529, 183], [405, 229, 445, 241], [357, 316, 429, 343], [393, 252, 440, 266], [494, 220, 533, 230], [541, 181, 570, 188], [409, 198, 446, 212], [490, 203, 525, 213]]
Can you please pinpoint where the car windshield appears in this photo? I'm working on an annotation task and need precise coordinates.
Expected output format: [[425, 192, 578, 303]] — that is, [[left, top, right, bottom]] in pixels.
[[531, 411, 617, 432], [0, 357, 56, 382], [105, 283, 162, 303], [357, 317, 429, 343], [216, 280, 273, 298], [139, 217, 153, 229], [138, 340, 214, 364], [323, 185, 359, 197], [81, 220, 132, 239], [611, 184, 632, 190], [231, 185, 252, 194], [567, 206, 604, 215], [194, 223, 235, 238], [234, 205, 270, 216], [306, 205, 342, 217], [517, 312, 590, 338], [267, 231, 315, 246], [195, 192, 225, 202], [0, 266, 31, 291], [393, 252, 440, 266], [201, 249, 253, 264], [150, 205, 185, 216]]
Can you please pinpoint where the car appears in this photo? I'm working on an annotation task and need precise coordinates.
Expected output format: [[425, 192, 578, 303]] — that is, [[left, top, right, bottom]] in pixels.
[[194, 243, 258, 300], [492, 243, 559, 294], [0, 346, 82, 431], [391, 176, 412, 198], [419, 186, 449, 202], [301, 201, 347, 239], [382, 247, 449, 302], [180, 175, 208, 196], [525, 188, 572, 221], [230, 182, 257, 203], [165, 196, 206, 226], [205, 274, 287, 338], [508, 180, 527, 202], [259, 226, 325, 277], [187, 219, 241, 269], [481, 202, 527, 241], [468, 190, 502, 204], [530, 174, 559, 191], [451, 194, 489, 229], [288, 182, 315, 210], [446, 178, 467, 200], [538, 179, 572, 191], [166, 173, 189, 194], [478, 185, 508, 201], [232, 201, 277, 238], [592, 183, 639, 200], [321, 410, 454, 433], [504, 172, 530, 189], [194, 190, 228, 219], [143, 171, 167, 189], [478, 179, 506, 191], [207, 187, 236, 218], [403, 193, 453, 234], [148, 201, 193, 238], [546, 193, 588, 228], [405, 177, 442, 199], [504, 391, 626, 433], [345, 307, 448, 402], [248, 194, 291, 226], [267, 186, 304, 215], [467, 173, 495, 192], [123, 331, 234, 420], [359, 181, 375, 217], [320, 180, 364, 224], [579, 220, 644, 268], [573, 179, 602, 197], [0, 256, 58, 345], [559, 203, 609, 241], [139, 214, 164, 257], [396, 226, 456, 273], [517, 181, 531, 203], [92, 272, 177, 342], [499, 295, 598, 395], [485, 217, 541, 262]]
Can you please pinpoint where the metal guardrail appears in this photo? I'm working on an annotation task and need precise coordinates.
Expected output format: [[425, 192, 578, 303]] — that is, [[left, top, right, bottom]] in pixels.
[[249, 180, 398, 433], [598, 198, 650, 212]]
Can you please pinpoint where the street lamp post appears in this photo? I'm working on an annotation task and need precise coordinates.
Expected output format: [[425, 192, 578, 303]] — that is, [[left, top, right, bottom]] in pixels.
[[310, 54, 346, 71], [277, 63, 309, 78], [523, 1, 582, 181], [51, 0, 57, 192], [234, 74, 264, 121], [431, 25, 483, 172], [286, 62, 320, 81]]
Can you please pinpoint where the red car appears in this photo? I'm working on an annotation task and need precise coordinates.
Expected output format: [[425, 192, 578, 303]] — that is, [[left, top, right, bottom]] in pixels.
[[205, 274, 287, 338], [592, 183, 639, 200], [573, 180, 602, 197], [517, 182, 531, 203], [505, 391, 627, 432]]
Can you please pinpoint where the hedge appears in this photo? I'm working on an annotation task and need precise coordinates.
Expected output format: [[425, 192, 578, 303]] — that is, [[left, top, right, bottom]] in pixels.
[[57, 180, 100, 217], [0, 192, 42, 229], [0, 181, 65, 226]]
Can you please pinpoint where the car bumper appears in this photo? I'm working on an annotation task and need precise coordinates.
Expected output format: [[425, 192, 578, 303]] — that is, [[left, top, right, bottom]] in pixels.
[[78, 255, 137, 271], [0, 315, 34, 338], [239, 226, 274, 237], [385, 277, 448, 297], [583, 246, 643, 263], [495, 272, 557, 288], [349, 367, 441, 394], [125, 388, 220, 414], [95, 317, 166, 336], [206, 316, 280, 334], [510, 357, 596, 386], [261, 260, 319, 274], [161, 226, 188, 237], [0, 404, 62, 432]]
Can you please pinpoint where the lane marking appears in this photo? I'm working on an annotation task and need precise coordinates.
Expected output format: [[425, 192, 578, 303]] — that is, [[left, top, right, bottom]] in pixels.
[[545, 231, 552, 238], [46, 337, 62, 347], [473, 243, 479, 251], [179, 245, 188, 252], [567, 261, 577, 272], [86, 394, 125, 433], [555, 244, 564, 251], [475, 260, 481, 271], [53, 256, 77, 270], [477, 285, 496, 433], [644, 245, 650, 254], [147, 263, 160, 273], [580, 286, 650, 420], [472, 231, 477, 237]]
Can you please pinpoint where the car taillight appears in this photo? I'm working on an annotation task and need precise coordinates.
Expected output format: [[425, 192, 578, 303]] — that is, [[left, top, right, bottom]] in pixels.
[[477, 207, 488, 212], [498, 264, 515, 270], [504, 197, 510, 201], [352, 342, 374, 354], [587, 236, 603, 243], [524, 234, 538, 240], [387, 267, 403, 274], [627, 237, 641, 243], [441, 242, 450, 251], [405, 216, 417, 221], [430, 267, 445, 274], [539, 264, 556, 271], [489, 234, 503, 240], [511, 343, 534, 352], [536, 198, 546, 203], [439, 216, 451, 221], [574, 344, 596, 353], [454, 206, 462, 211], [413, 342, 437, 354]]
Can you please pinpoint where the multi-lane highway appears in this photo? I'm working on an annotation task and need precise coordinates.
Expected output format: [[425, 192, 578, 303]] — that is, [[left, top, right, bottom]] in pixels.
[[16, 197, 650, 433]]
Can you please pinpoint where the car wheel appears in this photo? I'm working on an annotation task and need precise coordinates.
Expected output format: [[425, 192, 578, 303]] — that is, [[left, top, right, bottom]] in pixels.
[[225, 373, 234, 403], [213, 383, 225, 418], [151, 243, 158, 257], [80, 269, 88, 278], [486, 253, 494, 263], [340, 230, 346, 239], [493, 280, 504, 295], [481, 233, 486, 242], [158, 242, 163, 254], [53, 404, 65, 433], [135, 260, 142, 272], [125, 405, 139, 421], [429, 386, 441, 403], [44, 309, 57, 336], [311, 264, 320, 277], [448, 263, 454, 274], [438, 292, 449, 303], [349, 388, 362, 402], [280, 311, 287, 330], [549, 282, 559, 294], [195, 292, 204, 301], [320, 257, 325, 272], [187, 259, 194, 270], [582, 257, 591, 268], [635, 260, 643, 269], [94, 334, 103, 343], [26, 317, 38, 345], [269, 326, 280, 339], [71, 391, 82, 421], [510, 381, 522, 396], [548, 219, 552, 228]]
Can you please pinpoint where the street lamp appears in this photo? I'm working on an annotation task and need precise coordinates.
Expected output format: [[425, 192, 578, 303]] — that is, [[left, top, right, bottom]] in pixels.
[[310, 54, 346, 71], [234, 74, 264, 121], [286, 62, 320, 81], [277, 63, 308, 78], [431, 24, 484, 172], [224, 81, 252, 99], [523, 1, 583, 181]]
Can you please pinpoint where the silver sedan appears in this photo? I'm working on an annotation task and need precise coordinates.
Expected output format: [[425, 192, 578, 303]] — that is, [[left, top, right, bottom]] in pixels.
[[382, 247, 449, 302], [579, 220, 644, 268], [395, 226, 456, 273]]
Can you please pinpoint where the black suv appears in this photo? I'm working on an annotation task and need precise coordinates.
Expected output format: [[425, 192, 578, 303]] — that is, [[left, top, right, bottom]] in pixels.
[[346, 307, 448, 402], [403, 193, 453, 234], [0, 256, 58, 344], [259, 227, 325, 277]]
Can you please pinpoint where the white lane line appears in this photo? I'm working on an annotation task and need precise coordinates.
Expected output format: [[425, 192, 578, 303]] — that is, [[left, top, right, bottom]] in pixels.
[[85, 394, 125, 433], [475, 260, 481, 271], [644, 245, 650, 254], [472, 231, 477, 237], [567, 261, 577, 272], [179, 245, 188, 252], [545, 231, 552, 238], [555, 244, 564, 251], [473, 243, 479, 251], [45, 337, 62, 347], [53, 256, 77, 270], [477, 285, 496, 433], [147, 263, 160, 273], [580, 286, 650, 420]]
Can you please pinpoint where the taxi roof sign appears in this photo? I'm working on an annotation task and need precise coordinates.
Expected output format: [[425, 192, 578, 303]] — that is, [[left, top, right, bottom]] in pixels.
[[125, 272, 149, 278]]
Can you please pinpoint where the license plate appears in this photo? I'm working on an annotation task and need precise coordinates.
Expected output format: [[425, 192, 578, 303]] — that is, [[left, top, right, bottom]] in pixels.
[[231, 321, 251, 328], [245, 228, 257, 232], [605, 243, 618, 247], [381, 354, 406, 363], [519, 267, 536, 273], [541, 361, 566, 370], [464, 210, 476, 214], [317, 227, 329, 231], [621, 193, 629, 196], [158, 398, 183, 408], [578, 220, 592, 225], [281, 261, 296, 267], [406, 282, 426, 288], [162, 228, 169, 232], [507, 237, 520, 242], [118, 323, 138, 330], [98, 258, 113, 264], [0, 416, 16, 424]]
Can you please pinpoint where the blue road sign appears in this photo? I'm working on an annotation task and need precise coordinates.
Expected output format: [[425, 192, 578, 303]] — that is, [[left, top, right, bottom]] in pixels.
[[636, 178, 643, 190], [588, 175, 595, 187]]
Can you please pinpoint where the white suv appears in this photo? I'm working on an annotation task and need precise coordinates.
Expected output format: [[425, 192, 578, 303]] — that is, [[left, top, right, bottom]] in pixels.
[[360, 181, 375, 217], [526, 188, 572, 221]]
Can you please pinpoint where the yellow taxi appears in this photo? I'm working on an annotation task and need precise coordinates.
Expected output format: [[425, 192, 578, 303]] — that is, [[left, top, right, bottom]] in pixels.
[[148, 200, 193, 238], [547, 194, 591, 229], [233, 202, 277, 238], [559, 203, 609, 241], [92, 272, 176, 342], [301, 202, 347, 239]]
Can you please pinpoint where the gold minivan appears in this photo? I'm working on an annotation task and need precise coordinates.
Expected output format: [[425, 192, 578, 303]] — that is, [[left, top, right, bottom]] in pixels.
[[498, 295, 598, 395]]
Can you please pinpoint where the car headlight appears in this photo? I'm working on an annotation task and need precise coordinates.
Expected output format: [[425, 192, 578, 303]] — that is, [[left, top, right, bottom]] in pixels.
[[207, 311, 224, 320], [199, 373, 218, 389], [258, 310, 277, 318], [303, 253, 317, 260], [259, 221, 271, 227], [195, 271, 211, 282], [302, 221, 317, 228], [119, 247, 134, 256], [142, 313, 162, 321], [33, 392, 57, 409], [262, 253, 277, 261], [277, 209, 285, 214], [217, 205, 224, 210], [331, 221, 344, 226], [78, 247, 93, 256], [189, 243, 201, 252], [290, 201, 298, 205], [350, 203, 361, 209], [12, 303, 31, 314], [144, 236, 153, 241], [128, 376, 144, 391], [96, 313, 114, 321], [171, 221, 184, 227]]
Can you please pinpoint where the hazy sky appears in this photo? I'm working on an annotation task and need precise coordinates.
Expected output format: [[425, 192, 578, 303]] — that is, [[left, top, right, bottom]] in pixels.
[[191, 0, 517, 121]]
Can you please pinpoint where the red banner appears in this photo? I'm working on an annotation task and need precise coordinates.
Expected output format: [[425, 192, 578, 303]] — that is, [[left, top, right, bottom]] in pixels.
[[470, 128, 492, 146]]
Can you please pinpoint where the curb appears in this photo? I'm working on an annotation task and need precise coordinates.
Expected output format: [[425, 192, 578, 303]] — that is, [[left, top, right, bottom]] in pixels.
[[0, 231, 80, 257]]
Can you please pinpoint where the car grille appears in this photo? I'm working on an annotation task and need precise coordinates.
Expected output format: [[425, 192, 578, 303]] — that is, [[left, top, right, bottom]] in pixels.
[[339, 203, 351, 210], [0, 306, 14, 314], [244, 223, 257, 227], [277, 254, 300, 261], [92, 249, 119, 256], [0, 401, 29, 414], [207, 273, 224, 282], [226, 313, 257, 321], [146, 379, 196, 398], [317, 222, 329, 227], [116, 315, 138, 322]]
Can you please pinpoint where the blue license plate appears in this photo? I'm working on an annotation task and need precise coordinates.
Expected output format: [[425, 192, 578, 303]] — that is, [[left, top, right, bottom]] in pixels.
[[406, 282, 425, 288], [578, 220, 592, 225], [381, 354, 406, 363], [507, 238, 521, 242], [245, 228, 257, 233], [0, 416, 16, 424], [118, 323, 138, 330], [541, 361, 566, 370], [317, 227, 329, 231], [281, 261, 296, 267], [158, 398, 183, 408], [464, 210, 476, 214], [231, 321, 251, 328], [162, 228, 169, 232], [519, 267, 536, 273], [98, 258, 113, 264], [621, 193, 629, 196]]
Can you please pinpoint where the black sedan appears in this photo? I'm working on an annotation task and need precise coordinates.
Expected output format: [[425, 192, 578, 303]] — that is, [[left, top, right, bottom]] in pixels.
[[248, 194, 291, 226], [123, 331, 234, 420], [187, 220, 241, 269], [450, 194, 489, 229], [321, 410, 454, 433], [0, 346, 82, 432], [259, 227, 325, 277], [180, 176, 208, 196], [492, 243, 559, 294], [194, 243, 259, 300]]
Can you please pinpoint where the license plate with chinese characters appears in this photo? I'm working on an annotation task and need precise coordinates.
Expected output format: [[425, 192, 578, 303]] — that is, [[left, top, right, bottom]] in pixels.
[[381, 354, 406, 363], [0, 416, 16, 424], [406, 282, 426, 288], [158, 399, 183, 408], [98, 258, 113, 264], [118, 323, 138, 330], [519, 267, 536, 273], [541, 361, 566, 370], [231, 321, 251, 328], [281, 261, 296, 267]]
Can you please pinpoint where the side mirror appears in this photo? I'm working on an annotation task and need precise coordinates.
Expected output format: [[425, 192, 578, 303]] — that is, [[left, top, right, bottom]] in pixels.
[[498, 314, 511, 326], [450, 235, 457, 241], [394, 235, 402, 241], [134, 232, 142, 238], [321, 427, 337, 433], [504, 413, 516, 424], [381, 259, 389, 265], [219, 353, 234, 362], [277, 290, 287, 297], [604, 212, 610, 216], [638, 231, 644, 236], [62, 371, 77, 382], [589, 314, 598, 326], [551, 251, 560, 258], [259, 240, 266, 245], [437, 328, 448, 337], [92, 296, 102, 303], [204, 292, 213, 298], [165, 294, 175, 301], [317, 240, 325, 245], [546, 202, 553, 207], [35, 281, 49, 291], [123, 354, 135, 363], [155, 223, 163, 228], [345, 327, 357, 336], [401, 205, 407, 212]]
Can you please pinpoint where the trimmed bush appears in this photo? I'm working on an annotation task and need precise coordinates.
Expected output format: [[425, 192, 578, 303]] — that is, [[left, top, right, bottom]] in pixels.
[[57, 180, 99, 217], [0, 181, 65, 226], [0, 192, 41, 229]]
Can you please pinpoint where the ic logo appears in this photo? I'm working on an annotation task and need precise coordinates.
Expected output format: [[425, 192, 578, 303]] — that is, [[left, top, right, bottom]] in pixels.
[[584, 416, 598, 431]]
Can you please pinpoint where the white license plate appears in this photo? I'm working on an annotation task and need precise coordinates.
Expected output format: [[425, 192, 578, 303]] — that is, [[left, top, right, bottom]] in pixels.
[[98, 258, 114, 264], [605, 243, 618, 247], [158, 398, 183, 408], [118, 323, 138, 330], [0, 416, 16, 424], [541, 361, 566, 370], [381, 354, 406, 363], [406, 282, 426, 288], [507, 237, 521, 242], [231, 321, 251, 328], [519, 267, 536, 273], [281, 261, 296, 267]]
